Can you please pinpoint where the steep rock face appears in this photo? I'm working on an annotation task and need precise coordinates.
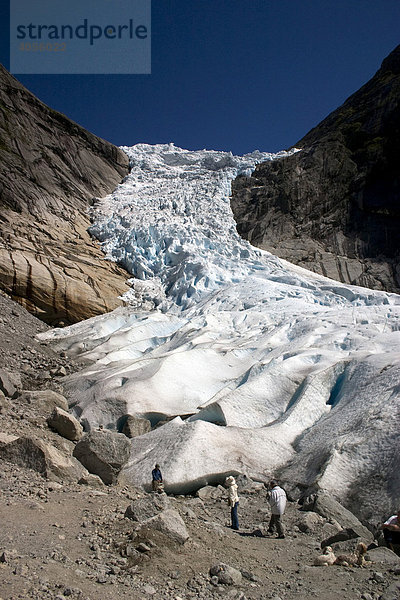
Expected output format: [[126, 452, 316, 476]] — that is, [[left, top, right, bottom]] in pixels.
[[231, 45, 400, 292], [0, 64, 130, 323]]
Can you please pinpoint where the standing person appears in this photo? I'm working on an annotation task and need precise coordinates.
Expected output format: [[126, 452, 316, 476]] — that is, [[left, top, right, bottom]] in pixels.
[[381, 509, 400, 549], [151, 463, 163, 493], [267, 480, 286, 539], [225, 476, 239, 531]]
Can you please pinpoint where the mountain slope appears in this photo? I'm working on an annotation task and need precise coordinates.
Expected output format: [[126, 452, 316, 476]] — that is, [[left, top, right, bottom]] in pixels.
[[0, 64, 130, 324], [230, 44, 400, 293]]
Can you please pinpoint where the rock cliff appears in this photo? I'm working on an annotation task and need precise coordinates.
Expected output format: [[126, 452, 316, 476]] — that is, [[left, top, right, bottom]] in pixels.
[[0, 64, 130, 324], [231, 45, 400, 292]]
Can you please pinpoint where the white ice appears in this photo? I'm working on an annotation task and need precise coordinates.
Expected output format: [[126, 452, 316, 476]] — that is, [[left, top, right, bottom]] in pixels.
[[39, 144, 400, 521]]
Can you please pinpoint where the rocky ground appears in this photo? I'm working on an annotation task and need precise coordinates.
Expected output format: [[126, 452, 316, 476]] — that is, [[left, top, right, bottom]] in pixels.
[[1, 290, 400, 600]]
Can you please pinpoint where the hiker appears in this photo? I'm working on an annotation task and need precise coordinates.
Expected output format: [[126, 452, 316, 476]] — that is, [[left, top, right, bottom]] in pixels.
[[151, 463, 163, 493], [381, 509, 400, 549], [267, 480, 286, 538], [225, 475, 239, 530]]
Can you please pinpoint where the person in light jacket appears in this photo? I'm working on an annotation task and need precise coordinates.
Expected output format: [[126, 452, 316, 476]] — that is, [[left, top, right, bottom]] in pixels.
[[267, 480, 286, 538], [225, 475, 239, 530], [381, 509, 400, 549]]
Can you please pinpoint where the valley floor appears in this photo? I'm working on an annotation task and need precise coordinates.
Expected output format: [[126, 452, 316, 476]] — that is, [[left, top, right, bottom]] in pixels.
[[1, 293, 399, 600], [1, 460, 400, 600]]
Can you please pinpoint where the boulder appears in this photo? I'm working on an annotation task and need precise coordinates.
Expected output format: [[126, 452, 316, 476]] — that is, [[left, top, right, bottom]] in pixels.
[[73, 430, 131, 485], [47, 406, 83, 441], [367, 547, 400, 565], [138, 509, 189, 545], [6, 371, 22, 392], [122, 415, 151, 438], [19, 390, 69, 414], [301, 493, 373, 543], [78, 474, 105, 488], [234, 474, 266, 494], [330, 539, 366, 554], [136, 542, 151, 553], [0, 369, 17, 398], [380, 580, 400, 600], [182, 507, 197, 520], [0, 390, 10, 413], [0, 549, 18, 563], [197, 485, 225, 500], [296, 511, 324, 534], [322, 528, 366, 548], [0, 432, 18, 445], [125, 493, 170, 522], [0, 435, 87, 481], [209, 563, 242, 586], [320, 521, 343, 540]]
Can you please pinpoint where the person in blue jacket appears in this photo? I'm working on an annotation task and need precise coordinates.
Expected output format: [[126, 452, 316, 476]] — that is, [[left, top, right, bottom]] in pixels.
[[152, 463, 163, 493]]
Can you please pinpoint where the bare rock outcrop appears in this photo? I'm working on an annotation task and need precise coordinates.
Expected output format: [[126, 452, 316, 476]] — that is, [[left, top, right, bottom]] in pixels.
[[0, 64, 131, 324], [231, 44, 400, 293]]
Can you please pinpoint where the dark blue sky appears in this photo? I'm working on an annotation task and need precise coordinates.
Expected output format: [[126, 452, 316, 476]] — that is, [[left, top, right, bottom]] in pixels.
[[1, 0, 400, 154]]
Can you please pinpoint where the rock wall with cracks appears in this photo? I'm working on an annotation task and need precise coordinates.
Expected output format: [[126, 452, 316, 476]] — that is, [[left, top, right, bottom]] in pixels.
[[231, 44, 400, 293], [0, 64, 130, 324]]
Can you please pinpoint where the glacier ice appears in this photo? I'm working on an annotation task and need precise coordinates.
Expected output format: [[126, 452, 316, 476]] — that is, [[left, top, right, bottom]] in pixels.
[[88, 143, 301, 311], [39, 143, 400, 522]]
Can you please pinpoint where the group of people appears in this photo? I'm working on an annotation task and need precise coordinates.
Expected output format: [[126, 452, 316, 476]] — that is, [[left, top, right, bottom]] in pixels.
[[151, 465, 400, 550], [225, 476, 286, 537], [151, 466, 286, 536]]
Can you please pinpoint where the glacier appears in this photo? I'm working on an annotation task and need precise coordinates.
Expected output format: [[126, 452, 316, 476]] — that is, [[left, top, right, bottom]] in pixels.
[[39, 143, 400, 524]]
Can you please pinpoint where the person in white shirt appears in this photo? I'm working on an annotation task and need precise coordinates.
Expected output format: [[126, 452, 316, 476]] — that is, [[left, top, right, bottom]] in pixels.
[[381, 509, 400, 548], [225, 475, 239, 531], [267, 480, 286, 539]]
